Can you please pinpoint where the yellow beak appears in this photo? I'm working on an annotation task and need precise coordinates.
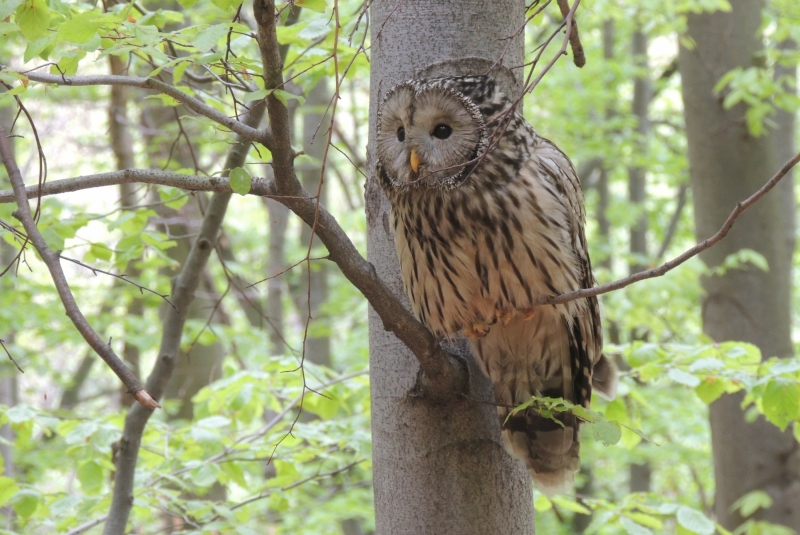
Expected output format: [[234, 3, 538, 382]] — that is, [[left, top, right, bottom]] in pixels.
[[410, 149, 421, 173]]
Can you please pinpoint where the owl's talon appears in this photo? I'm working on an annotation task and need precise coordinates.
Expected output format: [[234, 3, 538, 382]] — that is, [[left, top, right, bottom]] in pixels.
[[496, 309, 515, 326], [522, 309, 536, 320], [464, 323, 490, 339]]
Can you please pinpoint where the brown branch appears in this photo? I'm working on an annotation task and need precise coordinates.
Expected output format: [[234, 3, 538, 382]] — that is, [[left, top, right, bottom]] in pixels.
[[536, 150, 800, 307], [557, 0, 585, 67], [9, 152, 800, 363], [102, 103, 266, 535], [253, 0, 466, 399], [0, 125, 157, 409], [0, 339, 23, 373], [656, 182, 689, 260], [0, 68, 274, 148]]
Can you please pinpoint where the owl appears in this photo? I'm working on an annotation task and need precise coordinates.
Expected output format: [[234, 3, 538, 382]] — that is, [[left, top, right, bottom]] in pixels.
[[375, 74, 617, 493]]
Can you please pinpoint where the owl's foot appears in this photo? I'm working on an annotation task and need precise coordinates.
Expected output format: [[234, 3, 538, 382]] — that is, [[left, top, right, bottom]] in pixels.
[[496, 309, 515, 326], [522, 308, 537, 320], [464, 323, 490, 339]]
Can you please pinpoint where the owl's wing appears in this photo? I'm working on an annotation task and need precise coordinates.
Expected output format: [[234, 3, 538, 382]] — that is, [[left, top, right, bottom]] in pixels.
[[477, 134, 617, 494], [530, 136, 616, 403]]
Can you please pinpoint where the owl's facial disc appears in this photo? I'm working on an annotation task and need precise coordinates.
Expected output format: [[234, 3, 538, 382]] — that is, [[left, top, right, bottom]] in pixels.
[[377, 82, 487, 190]]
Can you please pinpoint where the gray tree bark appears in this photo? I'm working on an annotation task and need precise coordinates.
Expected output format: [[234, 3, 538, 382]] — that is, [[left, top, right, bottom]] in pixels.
[[299, 80, 332, 367], [679, 1, 800, 530], [366, 2, 534, 534]]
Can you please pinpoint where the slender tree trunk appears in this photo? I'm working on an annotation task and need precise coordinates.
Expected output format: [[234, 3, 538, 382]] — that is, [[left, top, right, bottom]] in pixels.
[[108, 53, 143, 406], [366, 2, 534, 534], [627, 26, 653, 495], [628, 29, 649, 275], [679, 1, 800, 529], [299, 80, 331, 367]]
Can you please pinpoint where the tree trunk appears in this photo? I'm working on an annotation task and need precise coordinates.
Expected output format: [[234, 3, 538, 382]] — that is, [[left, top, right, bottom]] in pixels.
[[627, 26, 653, 495], [299, 80, 332, 367], [366, 2, 534, 534], [678, 1, 800, 529]]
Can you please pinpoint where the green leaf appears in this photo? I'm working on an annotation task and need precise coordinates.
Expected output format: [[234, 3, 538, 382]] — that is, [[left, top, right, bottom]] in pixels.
[[695, 378, 728, 404], [229, 167, 252, 195], [552, 496, 590, 514], [295, 0, 326, 11], [15, 0, 50, 40], [77, 460, 104, 493], [0, 0, 24, 21], [57, 11, 102, 43], [191, 463, 222, 488], [192, 23, 228, 53], [211, 0, 241, 11], [668, 368, 701, 387], [242, 88, 269, 103], [533, 492, 552, 512], [272, 88, 305, 106], [731, 490, 773, 518], [621, 516, 654, 535], [676, 506, 715, 535], [0, 477, 19, 507], [89, 242, 113, 262], [586, 420, 622, 446], [304, 392, 339, 419], [11, 488, 40, 518], [761, 380, 800, 431], [23, 33, 55, 62]]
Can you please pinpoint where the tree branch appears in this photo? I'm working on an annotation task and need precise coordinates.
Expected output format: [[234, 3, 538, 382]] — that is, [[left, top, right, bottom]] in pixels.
[[101, 106, 266, 535], [537, 150, 800, 307], [1, 68, 274, 148], [0, 125, 158, 409], [656, 182, 689, 260], [9, 150, 798, 398], [252, 0, 467, 398], [557, 0, 586, 67]]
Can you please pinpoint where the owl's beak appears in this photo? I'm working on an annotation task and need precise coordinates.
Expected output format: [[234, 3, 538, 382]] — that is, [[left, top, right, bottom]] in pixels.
[[410, 149, 421, 173]]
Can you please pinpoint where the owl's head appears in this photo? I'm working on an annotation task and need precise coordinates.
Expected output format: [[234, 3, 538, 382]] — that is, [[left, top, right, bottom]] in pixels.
[[376, 75, 511, 190]]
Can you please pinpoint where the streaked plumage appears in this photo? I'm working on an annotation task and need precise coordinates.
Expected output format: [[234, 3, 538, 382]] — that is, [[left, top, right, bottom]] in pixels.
[[376, 75, 616, 492]]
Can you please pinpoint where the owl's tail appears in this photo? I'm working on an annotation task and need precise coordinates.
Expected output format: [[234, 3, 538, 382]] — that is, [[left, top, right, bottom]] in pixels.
[[472, 314, 616, 495], [500, 402, 580, 494]]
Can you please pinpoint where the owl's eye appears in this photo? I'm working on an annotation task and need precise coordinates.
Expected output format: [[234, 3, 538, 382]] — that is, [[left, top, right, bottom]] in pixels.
[[396, 127, 405, 142], [432, 124, 452, 140]]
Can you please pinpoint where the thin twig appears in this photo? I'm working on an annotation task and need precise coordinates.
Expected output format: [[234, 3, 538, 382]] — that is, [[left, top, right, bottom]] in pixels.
[[533, 150, 800, 307], [60, 255, 177, 310], [0, 69, 274, 148], [0, 126, 157, 408], [656, 182, 689, 260], [0, 339, 23, 373]]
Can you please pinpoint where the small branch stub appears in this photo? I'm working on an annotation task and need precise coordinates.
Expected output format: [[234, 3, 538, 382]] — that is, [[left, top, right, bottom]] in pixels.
[[133, 390, 161, 409]]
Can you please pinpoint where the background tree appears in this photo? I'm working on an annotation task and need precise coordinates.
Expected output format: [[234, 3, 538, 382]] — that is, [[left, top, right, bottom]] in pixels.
[[679, 0, 800, 529]]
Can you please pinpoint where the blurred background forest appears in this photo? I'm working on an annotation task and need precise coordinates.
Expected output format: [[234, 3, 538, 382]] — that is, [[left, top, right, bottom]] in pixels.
[[0, 0, 799, 534]]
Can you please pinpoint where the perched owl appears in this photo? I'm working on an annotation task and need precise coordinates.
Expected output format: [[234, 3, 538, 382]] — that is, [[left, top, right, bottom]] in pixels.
[[375, 74, 617, 493]]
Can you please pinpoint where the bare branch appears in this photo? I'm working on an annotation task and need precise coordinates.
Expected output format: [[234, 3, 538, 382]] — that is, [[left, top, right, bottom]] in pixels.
[[556, 0, 586, 67], [656, 182, 689, 260], [535, 150, 800, 307], [0, 339, 23, 373], [0, 125, 157, 409], [59, 255, 176, 310], [252, 0, 467, 397], [101, 103, 267, 535], [10, 152, 800, 371], [1, 68, 274, 148]]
